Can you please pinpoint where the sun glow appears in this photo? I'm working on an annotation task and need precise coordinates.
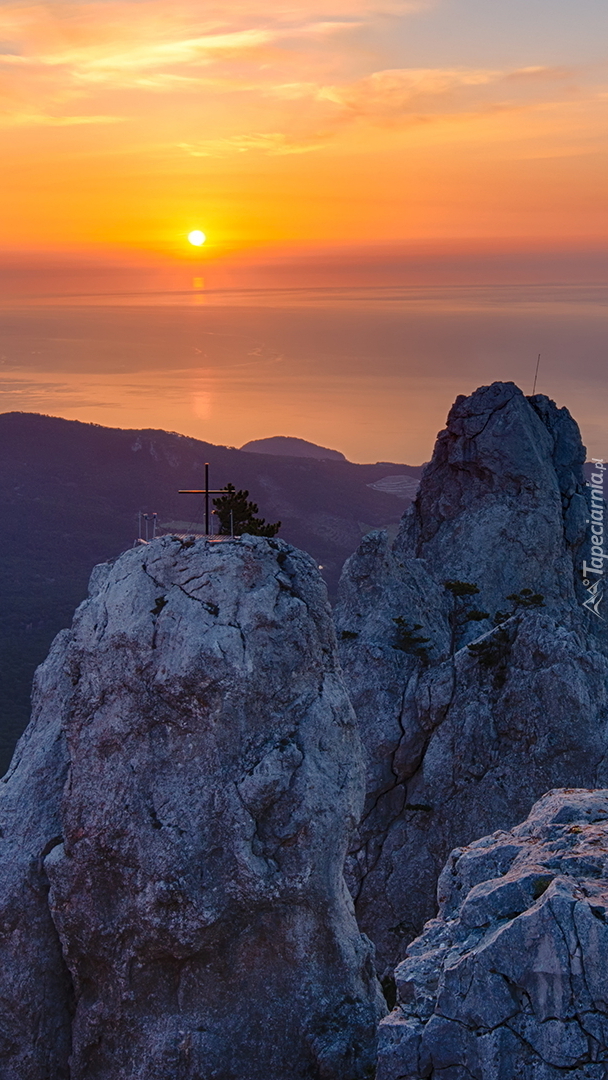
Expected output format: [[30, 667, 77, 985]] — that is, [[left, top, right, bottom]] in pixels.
[[0, 1, 606, 259]]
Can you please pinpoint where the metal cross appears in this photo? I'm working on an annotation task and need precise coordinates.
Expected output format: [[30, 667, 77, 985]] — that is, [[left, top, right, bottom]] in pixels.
[[179, 463, 232, 535]]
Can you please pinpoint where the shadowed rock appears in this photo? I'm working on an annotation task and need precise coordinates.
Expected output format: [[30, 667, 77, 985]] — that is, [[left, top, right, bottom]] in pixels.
[[335, 382, 608, 976], [0, 534, 384, 1080], [0, 630, 73, 1078], [377, 789, 608, 1080]]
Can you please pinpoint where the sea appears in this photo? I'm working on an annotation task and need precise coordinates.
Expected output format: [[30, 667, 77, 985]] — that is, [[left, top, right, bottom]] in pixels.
[[0, 283, 606, 464]]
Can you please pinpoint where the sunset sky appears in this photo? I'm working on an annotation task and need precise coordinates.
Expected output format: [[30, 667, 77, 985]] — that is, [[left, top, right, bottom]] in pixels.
[[1, 0, 607, 461], [3, 0, 608, 257]]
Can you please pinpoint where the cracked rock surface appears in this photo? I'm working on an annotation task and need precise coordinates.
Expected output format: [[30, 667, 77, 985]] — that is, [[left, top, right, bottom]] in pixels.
[[0, 534, 384, 1080], [377, 788, 608, 1080], [335, 382, 608, 976]]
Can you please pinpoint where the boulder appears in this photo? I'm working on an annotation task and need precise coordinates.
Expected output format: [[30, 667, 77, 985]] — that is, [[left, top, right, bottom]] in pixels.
[[0, 534, 384, 1080], [335, 382, 608, 976], [377, 788, 608, 1080]]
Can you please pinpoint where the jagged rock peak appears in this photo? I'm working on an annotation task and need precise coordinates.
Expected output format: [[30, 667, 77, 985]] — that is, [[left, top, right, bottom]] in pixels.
[[0, 534, 384, 1080], [397, 381, 588, 613], [425, 380, 584, 498], [378, 788, 608, 1080], [334, 382, 605, 977]]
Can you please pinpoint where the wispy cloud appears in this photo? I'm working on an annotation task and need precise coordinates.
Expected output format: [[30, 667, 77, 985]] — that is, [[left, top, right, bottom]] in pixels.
[[0, 1, 380, 116], [41, 28, 279, 82], [0, 3, 373, 77], [179, 131, 327, 156], [0, 0, 605, 256], [0, 0, 584, 125], [318, 67, 503, 115], [0, 110, 126, 127]]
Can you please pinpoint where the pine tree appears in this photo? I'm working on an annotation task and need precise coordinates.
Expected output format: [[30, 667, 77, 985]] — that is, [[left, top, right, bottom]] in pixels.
[[212, 484, 281, 537], [392, 617, 431, 662], [443, 580, 490, 654]]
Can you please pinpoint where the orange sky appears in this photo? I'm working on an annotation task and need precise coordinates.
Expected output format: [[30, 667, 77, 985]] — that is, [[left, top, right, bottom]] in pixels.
[[1, 0, 608, 269], [1, 1, 607, 463]]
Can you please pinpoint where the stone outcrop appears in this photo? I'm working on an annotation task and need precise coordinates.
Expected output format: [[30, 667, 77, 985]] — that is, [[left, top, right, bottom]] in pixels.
[[0, 535, 384, 1080], [335, 382, 608, 977], [377, 789, 608, 1080]]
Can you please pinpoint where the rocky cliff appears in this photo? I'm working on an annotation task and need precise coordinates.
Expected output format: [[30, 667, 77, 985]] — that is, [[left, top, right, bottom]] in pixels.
[[335, 382, 608, 978], [0, 410, 419, 774], [377, 788, 608, 1080], [0, 534, 384, 1080]]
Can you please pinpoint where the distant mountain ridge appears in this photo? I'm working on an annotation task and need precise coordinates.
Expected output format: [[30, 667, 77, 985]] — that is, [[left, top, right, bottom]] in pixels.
[[0, 411, 421, 773], [240, 435, 347, 461]]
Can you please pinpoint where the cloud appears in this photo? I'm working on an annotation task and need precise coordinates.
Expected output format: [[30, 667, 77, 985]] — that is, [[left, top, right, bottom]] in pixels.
[[0, 108, 126, 126], [146, 0, 432, 16], [268, 81, 321, 99], [160, 60, 599, 161], [0, 0, 432, 90], [179, 131, 327, 156], [319, 67, 509, 116], [504, 65, 573, 82], [308, 63, 586, 128], [55, 21, 363, 87], [46, 28, 279, 82], [0, 0, 592, 142]]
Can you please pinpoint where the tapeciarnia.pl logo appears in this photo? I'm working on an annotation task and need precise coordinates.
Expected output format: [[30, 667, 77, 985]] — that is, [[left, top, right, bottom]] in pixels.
[[582, 458, 606, 619]]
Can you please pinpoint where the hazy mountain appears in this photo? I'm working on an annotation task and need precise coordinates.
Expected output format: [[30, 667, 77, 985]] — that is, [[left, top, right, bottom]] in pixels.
[[240, 435, 346, 461], [0, 411, 421, 773]]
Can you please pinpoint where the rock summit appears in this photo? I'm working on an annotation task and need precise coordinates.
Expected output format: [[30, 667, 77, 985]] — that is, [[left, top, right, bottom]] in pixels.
[[0, 534, 383, 1080]]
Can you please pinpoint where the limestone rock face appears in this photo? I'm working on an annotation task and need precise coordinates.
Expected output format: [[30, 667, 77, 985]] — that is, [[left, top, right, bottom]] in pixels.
[[396, 380, 588, 617], [335, 382, 608, 976], [0, 535, 384, 1080], [0, 631, 73, 1079], [377, 789, 608, 1080]]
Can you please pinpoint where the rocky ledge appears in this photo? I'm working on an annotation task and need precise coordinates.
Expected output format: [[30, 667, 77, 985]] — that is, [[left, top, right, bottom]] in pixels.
[[378, 788, 608, 1080]]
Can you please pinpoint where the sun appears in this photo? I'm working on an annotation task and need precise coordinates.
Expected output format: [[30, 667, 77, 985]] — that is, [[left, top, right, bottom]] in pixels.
[[188, 230, 206, 246]]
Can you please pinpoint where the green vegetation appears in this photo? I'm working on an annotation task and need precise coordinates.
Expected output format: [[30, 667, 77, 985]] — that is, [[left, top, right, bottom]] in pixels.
[[467, 624, 515, 689], [467, 626, 511, 668], [392, 617, 431, 662], [494, 588, 545, 624], [213, 484, 281, 537], [444, 580, 490, 653], [466, 590, 545, 686], [443, 580, 481, 599], [391, 581, 546, 668], [0, 412, 412, 775]]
